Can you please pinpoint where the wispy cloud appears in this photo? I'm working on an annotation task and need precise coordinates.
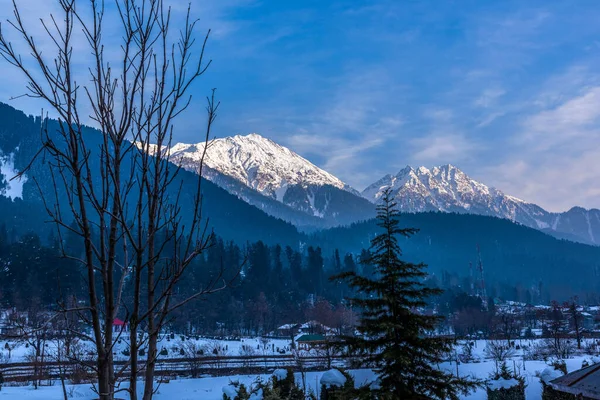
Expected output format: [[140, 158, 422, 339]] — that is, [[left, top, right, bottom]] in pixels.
[[521, 86, 600, 150], [411, 133, 481, 164], [271, 67, 404, 189], [4, 0, 600, 210], [474, 88, 506, 108], [484, 76, 600, 211]]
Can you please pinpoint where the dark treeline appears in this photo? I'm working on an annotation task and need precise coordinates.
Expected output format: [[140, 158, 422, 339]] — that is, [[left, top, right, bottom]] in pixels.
[[0, 226, 365, 336], [311, 212, 600, 301], [5, 224, 594, 338]]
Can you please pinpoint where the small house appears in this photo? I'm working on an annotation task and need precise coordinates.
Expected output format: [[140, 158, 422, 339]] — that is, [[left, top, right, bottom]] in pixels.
[[113, 318, 128, 334], [276, 323, 300, 337], [299, 321, 335, 335], [296, 334, 326, 350], [546, 362, 600, 399]]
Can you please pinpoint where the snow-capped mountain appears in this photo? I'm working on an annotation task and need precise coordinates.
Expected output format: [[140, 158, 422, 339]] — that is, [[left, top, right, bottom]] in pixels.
[[164, 133, 374, 226], [142, 133, 600, 244], [169, 134, 356, 198], [362, 164, 600, 245]]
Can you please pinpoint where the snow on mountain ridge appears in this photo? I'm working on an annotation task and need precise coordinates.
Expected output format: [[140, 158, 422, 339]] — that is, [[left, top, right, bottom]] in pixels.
[[362, 164, 543, 225], [139, 134, 600, 245], [361, 164, 600, 244], [168, 133, 354, 199]]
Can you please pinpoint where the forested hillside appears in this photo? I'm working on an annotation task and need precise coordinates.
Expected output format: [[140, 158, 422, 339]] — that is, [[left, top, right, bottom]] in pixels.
[[311, 212, 600, 300], [1, 102, 600, 303], [0, 103, 301, 246]]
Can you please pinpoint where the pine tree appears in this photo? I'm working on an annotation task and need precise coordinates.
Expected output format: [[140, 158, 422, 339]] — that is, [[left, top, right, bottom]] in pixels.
[[307, 246, 324, 296], [332, 188, 477, 399]]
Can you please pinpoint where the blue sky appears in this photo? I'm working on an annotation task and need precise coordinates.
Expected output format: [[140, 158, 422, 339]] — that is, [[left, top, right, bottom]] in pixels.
[[2, 0, 600, 211]]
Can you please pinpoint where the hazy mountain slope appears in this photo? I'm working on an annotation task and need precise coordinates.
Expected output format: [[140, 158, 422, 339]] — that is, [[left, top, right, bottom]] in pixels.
[[0, 103, 300, 246], [312, 212, 600, 299]]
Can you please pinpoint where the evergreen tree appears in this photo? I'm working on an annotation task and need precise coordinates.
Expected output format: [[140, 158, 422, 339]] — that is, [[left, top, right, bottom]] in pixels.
[[333, 249, 342, 275], [246, 241, 271, 298], [307, 246, 324, 296], [272, 244, 285, 289], [332, 188, 477, 399], [285, 246, 303, 292], [343, 253, 356, 274]]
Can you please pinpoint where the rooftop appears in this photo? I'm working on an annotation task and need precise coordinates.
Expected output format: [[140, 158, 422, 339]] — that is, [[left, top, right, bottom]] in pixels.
[[551, 363, 600, 399]]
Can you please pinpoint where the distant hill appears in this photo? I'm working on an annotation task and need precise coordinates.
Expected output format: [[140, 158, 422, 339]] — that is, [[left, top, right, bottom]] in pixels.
[[1, 102, 600, 300], [311, 212, 600, 300], [0, 103, 300, 247]]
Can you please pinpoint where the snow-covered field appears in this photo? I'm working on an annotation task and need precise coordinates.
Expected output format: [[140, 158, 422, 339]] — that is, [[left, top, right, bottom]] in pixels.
[[0, 338, 596, 399], [0, 360, 587, 400], [0, 336, 294, 363]]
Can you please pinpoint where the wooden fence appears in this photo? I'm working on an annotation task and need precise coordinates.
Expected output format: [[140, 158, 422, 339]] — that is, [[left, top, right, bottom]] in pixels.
[[0, 354, 355, 383]]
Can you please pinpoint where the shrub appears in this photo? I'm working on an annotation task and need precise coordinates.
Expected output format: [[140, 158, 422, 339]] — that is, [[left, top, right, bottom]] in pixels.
[[487, 362, 526, 400], [549, 359, 567, 375], [320, 369, 357, 400]]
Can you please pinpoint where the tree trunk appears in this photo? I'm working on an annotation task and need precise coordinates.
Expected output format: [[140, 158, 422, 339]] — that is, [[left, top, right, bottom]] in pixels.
[[98, 354, 114, 400], [129, 323, 138, 400], [143, 329, 157, 400], [143, 255, 156, 400]]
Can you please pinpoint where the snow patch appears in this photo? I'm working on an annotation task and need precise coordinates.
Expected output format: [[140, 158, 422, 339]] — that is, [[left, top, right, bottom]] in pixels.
[[274, 181, 289, 202], [320, 369, 347, 388], [222, 384, 238, 399], [586, 212, 595, 243], [487, 378, 519, 390], [273, 369, 288, 380], [0, 150, 26, 200], [552, 214, 561, 230], [540, 367, 562, 384]]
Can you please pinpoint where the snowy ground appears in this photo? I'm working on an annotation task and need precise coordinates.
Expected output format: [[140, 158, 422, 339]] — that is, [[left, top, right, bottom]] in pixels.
[[0, 336, 294, 362], [0, 359, 588, 399], [0, 370, 377, 399], [0, 338, 597, 399]]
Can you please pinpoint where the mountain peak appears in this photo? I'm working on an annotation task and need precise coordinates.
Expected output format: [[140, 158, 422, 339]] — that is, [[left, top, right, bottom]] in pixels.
[[363, 163, 520, 213], [416, 166, 431, 175], [165, 133, 360, 212], [396, 165, 414, 176], [233, 132, 269, 142]]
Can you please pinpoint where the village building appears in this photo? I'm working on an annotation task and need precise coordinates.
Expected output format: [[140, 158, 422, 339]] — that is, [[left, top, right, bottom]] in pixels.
[[112, 318, 129, 334], [275, 323, 300, 337], [296, 334, 327, 350], [546, 363, 600, 399]]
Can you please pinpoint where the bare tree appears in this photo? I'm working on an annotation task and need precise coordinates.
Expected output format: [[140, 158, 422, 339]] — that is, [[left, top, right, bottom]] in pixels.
[[180, 341, 205, 378], [52, 303, 85, 400], [484, 339, 516, 375], [7, 301, 52, 389], [484, 339, 516, 363], [493, 308, 520, 347], [566, 297, 583, 350], [0, 1, 236, 399], [316, 336, 340, 370], [545, 302, 575, 360]]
